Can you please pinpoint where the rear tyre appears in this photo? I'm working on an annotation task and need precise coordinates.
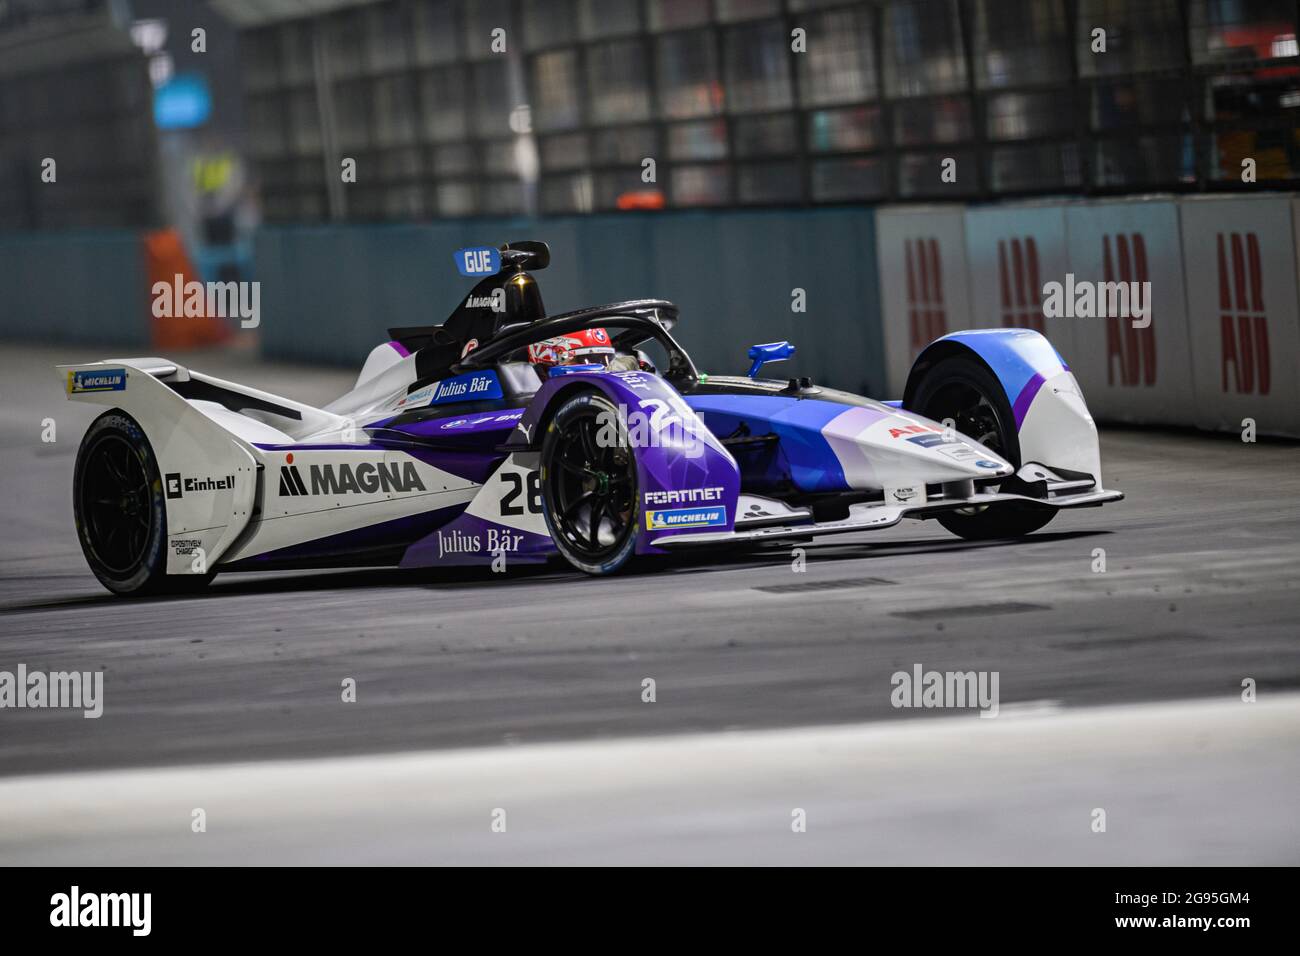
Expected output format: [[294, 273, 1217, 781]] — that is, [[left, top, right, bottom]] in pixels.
[[911, 354, 1054, 540], [539, 391, 639, 575], [74, 411, 215, 596]]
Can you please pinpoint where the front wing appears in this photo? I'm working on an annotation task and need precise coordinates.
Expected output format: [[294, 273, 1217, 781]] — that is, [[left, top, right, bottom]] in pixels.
[[649, 472, 1124, 550]]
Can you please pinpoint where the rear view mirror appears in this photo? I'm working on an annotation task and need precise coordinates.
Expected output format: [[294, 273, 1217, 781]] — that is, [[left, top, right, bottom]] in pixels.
[[747, 341, 796, 379]]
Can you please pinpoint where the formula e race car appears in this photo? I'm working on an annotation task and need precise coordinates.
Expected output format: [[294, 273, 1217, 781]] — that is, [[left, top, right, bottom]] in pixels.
[[60, 240, 1122, 594]]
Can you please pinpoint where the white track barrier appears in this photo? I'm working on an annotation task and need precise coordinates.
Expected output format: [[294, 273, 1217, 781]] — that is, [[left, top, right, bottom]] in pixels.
[[874, 206, 971, 396], [875, 195, 1300, 438], [1179, 195, 1300, 438], [1064, 198, 1196, 425], [962, 202, 1079, 365]]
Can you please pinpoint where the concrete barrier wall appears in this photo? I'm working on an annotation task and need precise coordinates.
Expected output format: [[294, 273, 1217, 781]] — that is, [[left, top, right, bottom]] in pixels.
[[254, 208, 886, 397], [0, 230, 148, 349], [876, 194, 1300, 437]]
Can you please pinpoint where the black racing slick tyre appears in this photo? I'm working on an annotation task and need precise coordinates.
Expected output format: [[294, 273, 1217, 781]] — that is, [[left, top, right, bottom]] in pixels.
[[539, 391, 640, 575], [911, 354, 1055, 540], [73, 411, 215, 596]]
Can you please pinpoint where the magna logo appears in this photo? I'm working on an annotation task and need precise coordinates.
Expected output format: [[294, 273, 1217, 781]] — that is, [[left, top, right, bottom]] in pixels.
[[998, 237, 1045, 334], [905, 238, 947, 354], [464, 289, 504, 311], [1217, 232, 1271, 395], [1103, 233, 1157, 387], [279, 460, 427, 497]]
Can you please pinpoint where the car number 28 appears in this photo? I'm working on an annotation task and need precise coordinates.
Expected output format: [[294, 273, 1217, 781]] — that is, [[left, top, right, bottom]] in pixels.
[[500, 471, 543, 516]]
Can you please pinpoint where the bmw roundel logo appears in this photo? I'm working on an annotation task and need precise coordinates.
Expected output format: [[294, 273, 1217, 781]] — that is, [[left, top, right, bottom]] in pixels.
[[593, 329, 607, 342], [975, 460, 1001, 469]]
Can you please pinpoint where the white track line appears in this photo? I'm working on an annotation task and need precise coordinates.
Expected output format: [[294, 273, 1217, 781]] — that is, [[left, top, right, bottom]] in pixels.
[[1, 694, 1297, 865]]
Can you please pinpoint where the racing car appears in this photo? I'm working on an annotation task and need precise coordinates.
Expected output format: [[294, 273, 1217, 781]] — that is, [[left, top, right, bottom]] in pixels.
[[60, 240, 1121, 595]]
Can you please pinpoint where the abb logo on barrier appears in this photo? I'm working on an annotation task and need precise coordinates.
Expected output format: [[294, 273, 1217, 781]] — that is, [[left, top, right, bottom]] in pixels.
[[1216, 232, 1271, 396], [997, 237, 1045, 334], [904, 238, 947, 354], [1102, 233, 1157, 387]]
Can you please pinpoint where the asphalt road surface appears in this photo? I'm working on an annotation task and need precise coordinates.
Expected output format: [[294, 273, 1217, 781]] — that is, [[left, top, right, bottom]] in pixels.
[[1, 343, 1296, 864]]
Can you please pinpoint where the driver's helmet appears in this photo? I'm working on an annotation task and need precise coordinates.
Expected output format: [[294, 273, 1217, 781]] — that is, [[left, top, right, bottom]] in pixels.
[[528, 327, 614, 368]]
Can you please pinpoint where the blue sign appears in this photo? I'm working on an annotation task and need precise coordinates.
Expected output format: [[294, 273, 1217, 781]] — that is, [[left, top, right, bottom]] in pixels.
[[154, 74, 212, 130], [455, 247, 501, 277], [430, 370, 503, 405]]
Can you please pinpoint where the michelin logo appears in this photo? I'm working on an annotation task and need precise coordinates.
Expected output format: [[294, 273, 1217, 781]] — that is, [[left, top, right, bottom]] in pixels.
[[68, 368, 126, 393], [645, 505, 728, 531]]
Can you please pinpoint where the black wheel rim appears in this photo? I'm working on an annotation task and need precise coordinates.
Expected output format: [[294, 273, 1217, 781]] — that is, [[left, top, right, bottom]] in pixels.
[[923, 379, 1014, 517], [925, 381, 1008, 457], [81, 434, 153, 574], [548, 410, 636, 561]]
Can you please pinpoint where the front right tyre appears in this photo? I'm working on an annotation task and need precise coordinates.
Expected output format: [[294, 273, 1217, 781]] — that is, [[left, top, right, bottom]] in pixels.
[[539, 391, 640, 575]]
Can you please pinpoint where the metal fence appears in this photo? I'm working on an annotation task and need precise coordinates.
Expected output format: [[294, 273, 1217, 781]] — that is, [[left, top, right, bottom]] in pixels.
[[0, 3, 160, 231], [234, 0, 1300, 223]]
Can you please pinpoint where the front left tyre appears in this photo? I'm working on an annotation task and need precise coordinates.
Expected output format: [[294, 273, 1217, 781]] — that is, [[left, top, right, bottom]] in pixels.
[[539, 390, 640, 575], [911, 353, 1055, 540], [74, 410, 214, 596]]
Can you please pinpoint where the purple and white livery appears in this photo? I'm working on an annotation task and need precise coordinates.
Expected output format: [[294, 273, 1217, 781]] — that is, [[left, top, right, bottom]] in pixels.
[[59, 241, 1121, 595]]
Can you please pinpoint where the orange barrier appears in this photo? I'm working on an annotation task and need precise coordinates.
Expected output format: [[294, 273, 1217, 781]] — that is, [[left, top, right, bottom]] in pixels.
[[143, 228, 233, 350]]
